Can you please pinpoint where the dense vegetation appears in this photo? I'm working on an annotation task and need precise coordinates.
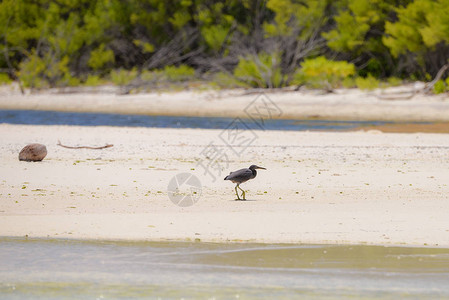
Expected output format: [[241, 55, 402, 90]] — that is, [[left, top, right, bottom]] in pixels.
[[1, 0, 448, 92]]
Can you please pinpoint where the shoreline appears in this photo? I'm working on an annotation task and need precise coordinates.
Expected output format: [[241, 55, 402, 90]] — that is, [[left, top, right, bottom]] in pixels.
[[1, 84, 449, 122], [1, 124, 448, 247], [3, 236, 449, 249]]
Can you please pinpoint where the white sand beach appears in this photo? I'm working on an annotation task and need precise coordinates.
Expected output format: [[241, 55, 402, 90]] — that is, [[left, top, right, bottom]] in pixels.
[[1, 123, 448, 246]]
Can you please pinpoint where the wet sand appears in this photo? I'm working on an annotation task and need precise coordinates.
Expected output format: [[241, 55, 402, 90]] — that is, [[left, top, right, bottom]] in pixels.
[[359, 122, 449, 133], [2, 238, 449, 299], [1, 124, 448, 246]]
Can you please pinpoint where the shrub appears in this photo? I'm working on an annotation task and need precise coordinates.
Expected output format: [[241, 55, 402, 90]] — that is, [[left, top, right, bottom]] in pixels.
[[84, 75, 105, 86], [18, 53, 48, 89], [140, 70, 157, 82], [62, 75, 81, 87], [88, 44, 115, 70], [433, 80, 446, 94], [342, 77, 356, 88], [18, 51, 80, 88], [355, 74, 380, 90], [386, 77, 403, 87], [110, 68, 138, 86], [201, 25, 230, 51], [0, 73, 12, 84], [233, 52, 284, 88], [139, 65, 196, 84], [133, 40, 155, 53], [159, 65, 195, 81], [295, 56, 356, 89], [210, 72, 242, 89]]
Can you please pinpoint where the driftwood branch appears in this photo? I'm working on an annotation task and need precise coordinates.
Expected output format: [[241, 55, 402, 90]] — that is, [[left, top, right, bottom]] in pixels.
[[373, 90, 419, 100], [373, 63, 449, 100], [57, 140, 113, 149], [423, 63, 449, 94]]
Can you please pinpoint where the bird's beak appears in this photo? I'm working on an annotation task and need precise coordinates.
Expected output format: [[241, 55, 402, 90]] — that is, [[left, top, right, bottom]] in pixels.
[[257, 166, 266, 170]]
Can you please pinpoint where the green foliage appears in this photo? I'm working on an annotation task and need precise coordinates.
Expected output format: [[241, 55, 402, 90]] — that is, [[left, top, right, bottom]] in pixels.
[[323, 11, 369, 52], [433, 80, 446, 94], [88, 44, 115, 70], [18, 53, 48, 88], [383, 0, 449, 57], [133, 40, 155, 53], [342, 77, 356, 88], [323, 0, 399, 54], [383, 0, 434, 57], [358, 58, 384, 78], [158, 65, 195, 81], [322, 0, 415, 79], [386, 77, 402, 87], [0, 0, 41, 51], [355, 75, 380, 90], [265, 0, 327, 37], [201, 25, 230, 51], [381, 0, 449, 78], [0, 0, 448, 89], [139, 65, 196, 83], [1, 0, 116, 88], [210, 72, 242, 88], [0, 73, 12, 84], [140, 70, 157, 83], [233, 53, 285, 88], [110, 68, 138, 86], [196, 2, 236, 52], [296, 56, 356, 89], [84, 75, 105, 86], [18, 50, 80, 88]]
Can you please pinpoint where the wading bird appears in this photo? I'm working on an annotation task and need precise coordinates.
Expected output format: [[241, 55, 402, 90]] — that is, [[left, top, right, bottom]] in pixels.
[[224, 165, 266, 200]]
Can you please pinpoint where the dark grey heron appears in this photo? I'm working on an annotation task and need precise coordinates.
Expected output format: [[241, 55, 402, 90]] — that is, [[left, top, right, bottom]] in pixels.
[[224, 165, 266, 200]]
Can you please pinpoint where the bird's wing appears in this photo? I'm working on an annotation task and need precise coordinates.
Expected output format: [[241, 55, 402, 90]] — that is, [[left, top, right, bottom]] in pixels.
[[225, 168, 252, 181]]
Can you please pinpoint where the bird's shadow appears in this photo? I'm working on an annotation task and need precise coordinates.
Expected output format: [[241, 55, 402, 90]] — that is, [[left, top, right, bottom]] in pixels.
[[229, 199, 258, 202]]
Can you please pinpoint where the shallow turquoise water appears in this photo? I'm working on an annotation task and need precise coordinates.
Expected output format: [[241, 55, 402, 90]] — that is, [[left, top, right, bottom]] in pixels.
[[1, 238, 449, 299]]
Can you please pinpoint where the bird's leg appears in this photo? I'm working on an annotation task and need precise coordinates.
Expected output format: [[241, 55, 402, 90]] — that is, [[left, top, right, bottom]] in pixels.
[[237, 185, 246, 200], [234, 184, 241, 200]]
